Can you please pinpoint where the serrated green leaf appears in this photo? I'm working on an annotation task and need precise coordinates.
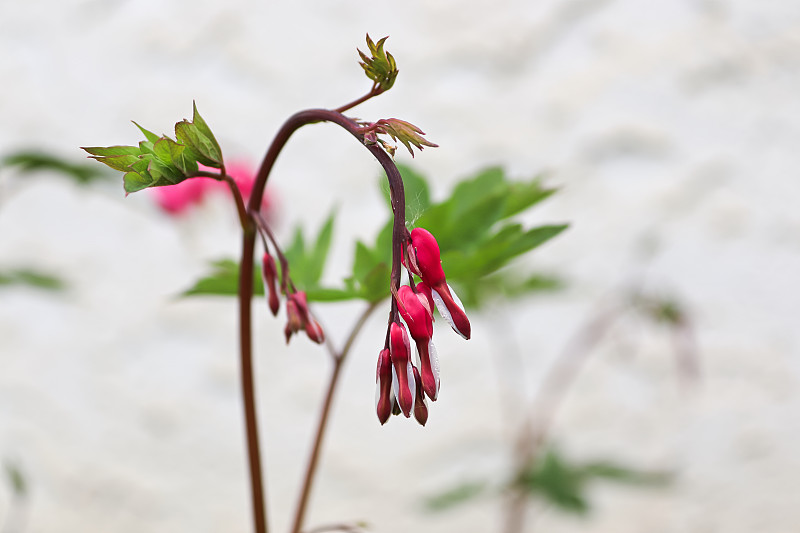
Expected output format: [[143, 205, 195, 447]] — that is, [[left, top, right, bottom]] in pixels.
[[82, 145, 140, 157], [147, 156, 182, 185], [132, 122, 160, 144], [92, 153, 139, 172], [191, 102, 223, 162], [123, 171, 152, 194], [152, 137, 174, 166], [138, 140, 155, 155], [175, 121, 220, 168]]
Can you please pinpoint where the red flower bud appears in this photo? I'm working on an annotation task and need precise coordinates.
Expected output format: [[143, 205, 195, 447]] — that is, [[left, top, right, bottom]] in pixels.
[[304, 319, 325, 344], [283, 291, 323, 344], [412, 366, 428, 426], [396, 285, 440, 400], [261, 252, 280, 316], [375, 349, 394, 425], [389, 322, 415, 418]]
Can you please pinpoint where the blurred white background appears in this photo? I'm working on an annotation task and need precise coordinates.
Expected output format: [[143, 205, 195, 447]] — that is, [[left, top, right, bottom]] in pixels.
[[2, 1, 800, 532]]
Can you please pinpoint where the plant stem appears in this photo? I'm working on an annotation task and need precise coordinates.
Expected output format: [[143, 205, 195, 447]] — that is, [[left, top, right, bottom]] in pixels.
[[502, 304, 620, 533], [239, 108, 405, 533], [334, 84, 382, 114], [290, 301, 381, 533], [238, 228, 268, 533]]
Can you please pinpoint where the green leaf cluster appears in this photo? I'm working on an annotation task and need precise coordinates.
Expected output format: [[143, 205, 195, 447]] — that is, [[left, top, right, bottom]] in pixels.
[[358, 34, 398, 91], [376, 119, 438, 158], [185, 165, 566, 307], [82, 103, 223, 194], [515, 449, 671, 515]]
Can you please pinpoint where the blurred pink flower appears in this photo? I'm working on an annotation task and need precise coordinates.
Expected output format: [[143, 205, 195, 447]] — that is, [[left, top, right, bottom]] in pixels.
[[153, 161, 275, 218]]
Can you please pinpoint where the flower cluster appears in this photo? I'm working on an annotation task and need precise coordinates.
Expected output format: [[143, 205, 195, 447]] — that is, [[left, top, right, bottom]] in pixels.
[[376, 227, 470, 426], [261, 251, 325, 346]]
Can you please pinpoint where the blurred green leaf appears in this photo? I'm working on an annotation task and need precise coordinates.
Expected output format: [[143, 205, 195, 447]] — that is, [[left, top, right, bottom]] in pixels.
[[2, 150, 110, 184], [380, 163, 430, 222], [182, 259, 264, 297], [283, 210, 336, 290], [423, 481, 487, 512], [0, 269, 65, 291], [516, 448, 670, 515], [3, 461, 26, 498]]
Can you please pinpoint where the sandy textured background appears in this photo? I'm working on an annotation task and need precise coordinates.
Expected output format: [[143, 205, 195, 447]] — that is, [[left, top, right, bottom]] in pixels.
[[2, 1, 800, 532]]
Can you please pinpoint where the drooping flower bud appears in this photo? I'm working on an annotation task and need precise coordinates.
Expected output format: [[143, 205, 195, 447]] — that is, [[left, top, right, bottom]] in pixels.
[[408, 228, 471, 340], [389, 322, 415, 418], [283, 291, 324, 345], [412, 367, 428, 426], [396, 285, 440, 400], [261, 252, 280, 316], [375, 349, 394, 425], [304, 319, 325, 344]]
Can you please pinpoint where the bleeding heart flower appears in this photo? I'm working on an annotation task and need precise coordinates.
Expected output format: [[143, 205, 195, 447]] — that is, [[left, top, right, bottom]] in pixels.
[[389, 322, 415, 418], [406, 228, 471, 340], [396, 285, 440, 401]]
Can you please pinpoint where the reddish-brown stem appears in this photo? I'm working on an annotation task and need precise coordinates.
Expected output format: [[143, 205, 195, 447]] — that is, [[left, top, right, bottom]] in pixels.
[[239, 108, 405, 533], [189, 169, 250, 230], [334, 84, 382, 114], [238, 228, 267, 533]]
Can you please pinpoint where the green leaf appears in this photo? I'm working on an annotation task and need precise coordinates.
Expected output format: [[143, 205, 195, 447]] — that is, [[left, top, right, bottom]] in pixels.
[[191, 101, 223, 163], [358, 34, 399, 91], [4, 461, 26, 497], [308, 211, 335, 285], [182, 259, 264, 297], [132, 121, 161, 144], [0, 269, 65, 291], [516, 448, 671, 515], [380, 163, 430, 221], [2, 150, 110, 184], [123, 171, 152, 194], [423, 481, 487, 512], [82, 145, 141, 157]]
